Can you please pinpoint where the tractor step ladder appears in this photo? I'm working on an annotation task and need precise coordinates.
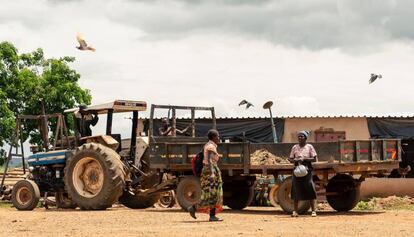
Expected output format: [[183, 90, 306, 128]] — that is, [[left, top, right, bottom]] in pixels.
[[0, 119, 26, 194]]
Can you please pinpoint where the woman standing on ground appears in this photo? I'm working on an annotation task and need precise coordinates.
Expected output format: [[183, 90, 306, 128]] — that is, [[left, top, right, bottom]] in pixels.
[[289, 131, 318, 217], [188, 129, 223, 222]]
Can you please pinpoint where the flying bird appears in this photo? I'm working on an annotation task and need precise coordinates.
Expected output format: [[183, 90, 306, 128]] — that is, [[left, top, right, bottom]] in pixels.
[[239, 100, 254, 109], [76, 33, 96, 52], [239, 100, 248, 106], [369, 73, 382, 84]]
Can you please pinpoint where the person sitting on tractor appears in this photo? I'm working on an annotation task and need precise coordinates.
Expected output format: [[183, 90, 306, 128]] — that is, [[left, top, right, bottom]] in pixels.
[[75, 105, 99, 137], [159, 117, 191, 136]]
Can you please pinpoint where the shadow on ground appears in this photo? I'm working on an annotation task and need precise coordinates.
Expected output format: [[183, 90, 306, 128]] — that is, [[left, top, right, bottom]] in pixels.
[[145, 207, 385, 217]]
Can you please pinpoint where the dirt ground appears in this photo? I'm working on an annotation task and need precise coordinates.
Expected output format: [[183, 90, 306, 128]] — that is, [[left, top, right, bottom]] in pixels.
[[0, 205, 413, 237]]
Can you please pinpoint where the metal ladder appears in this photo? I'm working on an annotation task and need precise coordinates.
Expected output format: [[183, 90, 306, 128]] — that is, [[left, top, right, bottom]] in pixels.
[[0, 119, 26, 194]]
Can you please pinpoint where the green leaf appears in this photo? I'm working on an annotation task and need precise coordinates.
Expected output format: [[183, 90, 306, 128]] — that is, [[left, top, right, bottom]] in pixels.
[[0, 41, 92, 149]]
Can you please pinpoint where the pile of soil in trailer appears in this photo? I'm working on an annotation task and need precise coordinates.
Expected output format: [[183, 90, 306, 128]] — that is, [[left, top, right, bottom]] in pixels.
[[251, 149, 290, 165], [356, 196, 414, 211]]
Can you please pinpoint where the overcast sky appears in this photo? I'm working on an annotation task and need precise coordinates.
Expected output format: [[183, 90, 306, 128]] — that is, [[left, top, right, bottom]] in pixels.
[[2, 0, 414, 119]]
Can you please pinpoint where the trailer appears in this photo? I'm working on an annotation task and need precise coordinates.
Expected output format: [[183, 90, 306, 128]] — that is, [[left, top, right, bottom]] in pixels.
[[8, 102, 400, 213], [144, 105, 400, 213]]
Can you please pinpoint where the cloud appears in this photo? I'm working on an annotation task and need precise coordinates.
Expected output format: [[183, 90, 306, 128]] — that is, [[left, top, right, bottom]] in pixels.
[[2, 0, 414, 52], [103, 0, 414, 51], [277, 97, 321, 116], [1, 0, 414, 122]]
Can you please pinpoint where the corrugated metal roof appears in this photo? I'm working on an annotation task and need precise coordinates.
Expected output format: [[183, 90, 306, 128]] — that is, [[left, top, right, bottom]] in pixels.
[[139, 115, 414, 120]]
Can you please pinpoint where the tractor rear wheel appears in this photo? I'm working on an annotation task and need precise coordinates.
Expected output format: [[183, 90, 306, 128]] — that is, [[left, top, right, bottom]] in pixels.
[[119, 190, 160, 209], [326, 174, 360, 212], [65, 143, 126, 210], [277, 176, 311, 214], [176, 176, 201, 210]]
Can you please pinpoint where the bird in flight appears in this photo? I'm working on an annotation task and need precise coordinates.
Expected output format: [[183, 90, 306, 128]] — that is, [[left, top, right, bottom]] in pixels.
[[76, 33, 96, 52], [369, 73, 382, 84], [239, 100, 254, 109]]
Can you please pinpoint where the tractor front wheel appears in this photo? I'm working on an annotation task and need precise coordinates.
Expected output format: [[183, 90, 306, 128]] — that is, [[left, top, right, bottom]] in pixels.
[[12, 180, 40, 211]]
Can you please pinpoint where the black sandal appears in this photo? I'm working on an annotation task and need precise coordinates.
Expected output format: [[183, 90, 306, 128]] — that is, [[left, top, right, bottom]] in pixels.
[[187, 205, 197, 219]]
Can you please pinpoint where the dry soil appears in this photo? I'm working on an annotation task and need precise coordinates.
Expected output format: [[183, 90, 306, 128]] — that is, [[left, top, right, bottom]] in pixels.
[[0, 205, 413, 237]]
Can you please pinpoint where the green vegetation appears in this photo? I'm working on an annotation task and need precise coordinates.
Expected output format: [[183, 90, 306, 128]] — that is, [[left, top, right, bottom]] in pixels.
[[0, 202, 12, 209], [355, 196, 414, 211], [355, 200, 373, 210], [0, 41, 92, 161]]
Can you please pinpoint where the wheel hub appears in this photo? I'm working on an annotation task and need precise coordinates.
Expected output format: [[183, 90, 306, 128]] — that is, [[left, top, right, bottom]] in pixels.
[[185, 186, 196, 201], [16, 187, 32, 205], [73, 157, 104, 198], [81, 162, 103, 195], [159, 191, 174, 207]]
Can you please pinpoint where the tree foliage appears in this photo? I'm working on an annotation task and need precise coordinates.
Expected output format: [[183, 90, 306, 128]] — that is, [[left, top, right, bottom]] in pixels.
[[0, 41, 92, 157]]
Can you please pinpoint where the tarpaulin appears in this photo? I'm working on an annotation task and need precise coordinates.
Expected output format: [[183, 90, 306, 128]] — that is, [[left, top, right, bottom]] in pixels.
[[367, 118, 414, 139], [144, 118, 284, 143]]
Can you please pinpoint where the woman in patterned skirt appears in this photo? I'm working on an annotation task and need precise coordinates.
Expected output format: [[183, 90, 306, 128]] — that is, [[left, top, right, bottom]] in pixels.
[[289, 130, 318, 217], [188, 129, 223, 222]]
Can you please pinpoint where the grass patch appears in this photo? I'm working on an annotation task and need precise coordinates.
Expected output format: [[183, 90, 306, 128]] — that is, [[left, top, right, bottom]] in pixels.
[[0, 202, 13, 209], [355, 196, 414, 211]]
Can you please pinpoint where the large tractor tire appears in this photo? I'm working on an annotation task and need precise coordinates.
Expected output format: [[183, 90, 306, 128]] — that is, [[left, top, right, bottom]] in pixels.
[[55, 192, 77, 209], [277, 176, 311, 214], [224, 181, 255, 210], [326, 174, 360, 212], [64, 143, 126, 210], [176, 176, 201, 210], [11, 180, 40, 211], [119, 191, 161, 209]]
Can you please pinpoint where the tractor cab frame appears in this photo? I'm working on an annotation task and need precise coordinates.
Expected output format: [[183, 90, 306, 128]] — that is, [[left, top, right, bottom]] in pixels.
[[65, 100, 147, 162]]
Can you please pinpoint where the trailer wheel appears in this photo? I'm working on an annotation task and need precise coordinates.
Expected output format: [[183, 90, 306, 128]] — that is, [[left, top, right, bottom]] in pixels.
[[156, 190, 176, 208], [277, 176, 311, 214], [55, 192, 77, 209], [268, 184, 280, 207], [65, 143, 126, 210], [224, 182, 255, 210], [119, 190, 161, 209], [12, 180, 40, 211], [326, 174, 360, 212], [176, 176, 201, 210]]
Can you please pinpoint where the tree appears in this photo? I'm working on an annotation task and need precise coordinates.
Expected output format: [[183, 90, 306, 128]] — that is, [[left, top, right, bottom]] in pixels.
[[0, 90, 15, 164], [0, 41, 92, 157]]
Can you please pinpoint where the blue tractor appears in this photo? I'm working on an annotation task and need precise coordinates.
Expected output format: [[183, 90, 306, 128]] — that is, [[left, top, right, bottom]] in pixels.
[[11, 100, 160, 210]]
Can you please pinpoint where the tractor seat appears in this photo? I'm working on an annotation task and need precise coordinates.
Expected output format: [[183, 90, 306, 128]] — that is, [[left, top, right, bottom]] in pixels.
[[110, 134, 122, 153]]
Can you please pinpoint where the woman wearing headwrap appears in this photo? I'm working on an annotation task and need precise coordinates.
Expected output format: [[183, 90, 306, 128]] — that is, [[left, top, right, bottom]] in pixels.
[[188, 129, 223, 222], [289, 130, 318, 217]]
